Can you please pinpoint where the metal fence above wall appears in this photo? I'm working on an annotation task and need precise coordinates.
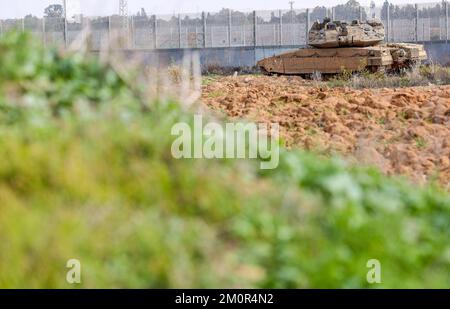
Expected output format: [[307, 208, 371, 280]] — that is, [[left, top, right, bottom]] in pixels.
[[0, 1, 448, 50]]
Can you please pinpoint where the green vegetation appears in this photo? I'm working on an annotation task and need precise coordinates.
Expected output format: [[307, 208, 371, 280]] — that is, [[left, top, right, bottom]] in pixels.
[[202, 74, 221, 86], [414, 137, 427, 149], [0, 32, 449, 288], [207, 90, 225, 98], [327, 65, 450, 89]]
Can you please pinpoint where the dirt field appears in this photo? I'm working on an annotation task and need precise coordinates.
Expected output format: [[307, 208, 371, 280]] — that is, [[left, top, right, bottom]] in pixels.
[[202, 75, 450, 188]]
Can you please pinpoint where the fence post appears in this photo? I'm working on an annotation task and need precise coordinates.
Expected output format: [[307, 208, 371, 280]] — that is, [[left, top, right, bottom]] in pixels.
[[273, 24, 276, 45], [253, 11, 257, 66], [306, 8, 310, 45], [445, 1, 449, 43], [202, 12, 206, 48], [80, 16, 85, 48], [108, 16, 111, 44], [178, 14, 182, 48], [279, 10, 283, 46], [228, 9, 232, 47], [415, 3, 419, 42], [64, 17, 68, 48], [153, 15, 157, 49], [253, 11, 257, 47], [42, 18, 46, 47], [131, 15, 135, 49], [84, 17, 92, 51], [63, 0, 68, 48], [242, 17, 246, 46], [386, 2, 390, 42]]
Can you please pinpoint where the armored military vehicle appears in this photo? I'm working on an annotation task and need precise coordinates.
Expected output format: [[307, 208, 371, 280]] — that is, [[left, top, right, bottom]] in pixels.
[[257, 18, 427, 77]]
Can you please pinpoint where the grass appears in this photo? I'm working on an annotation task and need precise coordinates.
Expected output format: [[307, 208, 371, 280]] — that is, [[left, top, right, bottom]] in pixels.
[[415, 137, 427, 149], [0, 32, 450, 288], [327, 65, 450, 89], [207, 90, 225, 98], [202, 74, 221, 86]]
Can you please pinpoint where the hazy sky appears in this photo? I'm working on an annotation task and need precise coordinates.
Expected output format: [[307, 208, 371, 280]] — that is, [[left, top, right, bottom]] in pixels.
[[0, 0, 438, 19]]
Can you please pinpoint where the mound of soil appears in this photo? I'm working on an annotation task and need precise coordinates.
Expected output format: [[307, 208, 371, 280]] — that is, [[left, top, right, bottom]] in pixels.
[[202, 75, 450, 187]]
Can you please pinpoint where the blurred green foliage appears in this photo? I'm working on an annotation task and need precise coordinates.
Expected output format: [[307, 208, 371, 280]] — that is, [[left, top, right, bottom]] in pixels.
[[0, 32, 449, 288]]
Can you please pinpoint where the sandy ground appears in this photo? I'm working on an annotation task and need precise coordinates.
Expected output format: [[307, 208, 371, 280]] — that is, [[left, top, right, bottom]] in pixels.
[[202, 75, 450, 188]]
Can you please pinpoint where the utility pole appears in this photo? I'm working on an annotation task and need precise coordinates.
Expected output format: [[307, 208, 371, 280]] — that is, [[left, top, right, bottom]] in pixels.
[[119, 0, 128, 20], [289, 1, 295, 11]]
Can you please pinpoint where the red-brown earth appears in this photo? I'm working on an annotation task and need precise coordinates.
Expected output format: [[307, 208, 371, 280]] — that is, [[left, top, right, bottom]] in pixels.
[[202, 75, 450, 188]]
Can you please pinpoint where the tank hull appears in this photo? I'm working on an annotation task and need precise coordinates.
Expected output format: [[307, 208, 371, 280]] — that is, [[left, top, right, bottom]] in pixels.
[[257, 43, 427, 76]]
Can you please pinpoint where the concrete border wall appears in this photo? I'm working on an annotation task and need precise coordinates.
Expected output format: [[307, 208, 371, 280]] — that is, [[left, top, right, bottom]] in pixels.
[[107, 42, 450, 69], [425, 42, 450, 65]]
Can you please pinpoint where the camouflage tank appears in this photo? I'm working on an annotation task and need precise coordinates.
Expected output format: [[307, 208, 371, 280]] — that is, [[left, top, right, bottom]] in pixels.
[[257, 18, 427, 77]]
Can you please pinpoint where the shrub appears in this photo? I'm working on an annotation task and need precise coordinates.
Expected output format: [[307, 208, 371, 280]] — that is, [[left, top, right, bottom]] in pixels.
[[0, 31, 449, 288]]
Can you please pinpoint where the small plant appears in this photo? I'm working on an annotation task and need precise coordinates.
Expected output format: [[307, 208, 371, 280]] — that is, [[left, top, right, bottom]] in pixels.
[[167, 64, 183, 83], [312, 71, 323, 82], [327, 77, 348, 88], [339, 68, 353, 81], [202, 75, 220, 85], [415, 137, 427, 149], [207, 90, 224, 98], [420, 64, 450, 85]]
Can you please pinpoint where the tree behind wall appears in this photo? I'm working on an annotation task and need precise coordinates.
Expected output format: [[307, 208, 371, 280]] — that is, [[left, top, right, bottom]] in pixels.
[[44, 4, 64, 18]]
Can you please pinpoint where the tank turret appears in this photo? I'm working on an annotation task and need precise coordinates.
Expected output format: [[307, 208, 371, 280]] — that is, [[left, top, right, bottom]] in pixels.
[[308, 18, 385, 48]]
